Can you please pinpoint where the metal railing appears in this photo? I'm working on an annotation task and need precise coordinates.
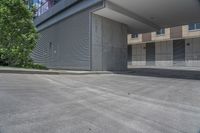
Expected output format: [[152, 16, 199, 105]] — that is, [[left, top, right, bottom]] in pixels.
[[30, 0, 62, 17]]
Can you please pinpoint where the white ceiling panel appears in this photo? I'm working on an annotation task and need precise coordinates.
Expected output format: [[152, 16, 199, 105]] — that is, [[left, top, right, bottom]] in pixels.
[[94, 0, 200, 33]]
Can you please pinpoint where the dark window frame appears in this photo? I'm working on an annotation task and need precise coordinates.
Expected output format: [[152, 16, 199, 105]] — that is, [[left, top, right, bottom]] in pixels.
[[188, 23, 200, 31], [131, 34, 139, 38], [156, 28, 165, 35]]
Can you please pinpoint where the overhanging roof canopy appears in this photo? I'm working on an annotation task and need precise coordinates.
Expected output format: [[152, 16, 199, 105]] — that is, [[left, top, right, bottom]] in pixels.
[[94, 0, 200, 33]]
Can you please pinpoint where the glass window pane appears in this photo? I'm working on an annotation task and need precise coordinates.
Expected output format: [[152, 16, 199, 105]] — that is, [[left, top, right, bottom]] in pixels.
[[196, 23, 200, 29], [156, 28, 165, 35], [189, 24, 195, 30], [161, 28, 165, 34], [132, 34, 138, 38]]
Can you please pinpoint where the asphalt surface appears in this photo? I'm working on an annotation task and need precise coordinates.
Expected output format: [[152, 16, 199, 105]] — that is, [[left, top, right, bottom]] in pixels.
[[0, 72, 200, 133]]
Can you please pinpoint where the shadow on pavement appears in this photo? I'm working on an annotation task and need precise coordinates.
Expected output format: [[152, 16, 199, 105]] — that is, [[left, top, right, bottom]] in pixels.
[[116, 68, 200, 80]]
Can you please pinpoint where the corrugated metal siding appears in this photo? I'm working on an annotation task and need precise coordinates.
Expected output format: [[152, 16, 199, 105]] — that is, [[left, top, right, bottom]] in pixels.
[[32, 9, 91, 70], [155, 41, 173, 66], [185, 38, 200, 67], [132, 44, 146, 66], [130, 38, 200, 67]]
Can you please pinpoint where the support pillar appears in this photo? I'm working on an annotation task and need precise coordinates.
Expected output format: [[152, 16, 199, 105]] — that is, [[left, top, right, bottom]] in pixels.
[[91, 14, 128, 71]]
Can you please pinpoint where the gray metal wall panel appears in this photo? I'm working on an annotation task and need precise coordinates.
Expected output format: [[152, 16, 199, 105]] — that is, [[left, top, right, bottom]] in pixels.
[[131, 44, 146, 66], [36, 0, 103, 32], [155, 41, 173, 66], [131, 38, 200, 67], [185, 38, 200, 67], [32, 9, 91, 70]]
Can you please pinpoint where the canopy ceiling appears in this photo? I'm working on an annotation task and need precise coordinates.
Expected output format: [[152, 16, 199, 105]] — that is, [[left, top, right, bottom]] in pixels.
[[94, 0, 200, 33]]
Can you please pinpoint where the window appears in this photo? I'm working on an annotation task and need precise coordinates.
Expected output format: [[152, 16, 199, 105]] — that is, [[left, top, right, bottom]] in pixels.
[[156, 28, 165, 35], [131, 34, 138, 38], [188, 23, 200, 31], [197, 23, 200, 29], [29, 0, 61, 17]]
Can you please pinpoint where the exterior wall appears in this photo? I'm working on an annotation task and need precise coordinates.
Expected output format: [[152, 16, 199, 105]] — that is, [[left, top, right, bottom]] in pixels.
[[170, 26, 182, 39], [129, 38, 200, 67], [155, 41, 173, 66], [128, 25, 200, 45], [131, 41, 173, 67], [128, 34, 142, 44], [32, 9, 91, 70], [185, 38, 200, 67], [152, 28, 170, 41], [131, 44, 146, 66], [92, 14, 128, 71], [182, 25, 200, 38], [128, 25, 200, 68], [35, 0, 102, 31], [142, 33, 152, 42]]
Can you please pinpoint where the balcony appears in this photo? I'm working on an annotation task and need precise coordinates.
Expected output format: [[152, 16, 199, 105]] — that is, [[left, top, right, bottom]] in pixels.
[[29, 0, 62, 17]]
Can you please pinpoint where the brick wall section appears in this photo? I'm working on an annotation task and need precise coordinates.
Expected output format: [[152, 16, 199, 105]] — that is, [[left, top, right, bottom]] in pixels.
[[142, 33, 152, 42], [170, 26, 182, 39]]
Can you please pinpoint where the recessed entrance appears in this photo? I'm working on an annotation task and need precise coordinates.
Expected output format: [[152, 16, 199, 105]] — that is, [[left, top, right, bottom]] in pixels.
[[146, 42, 155, 66], [173, 39, 185, 66]]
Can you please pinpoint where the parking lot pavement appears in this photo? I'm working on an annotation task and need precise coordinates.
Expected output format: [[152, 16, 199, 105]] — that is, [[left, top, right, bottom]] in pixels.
[[0, 73, 200, 133]]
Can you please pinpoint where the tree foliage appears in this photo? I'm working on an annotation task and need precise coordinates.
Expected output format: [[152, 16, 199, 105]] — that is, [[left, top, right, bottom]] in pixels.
[[0, 0, 38, 68]]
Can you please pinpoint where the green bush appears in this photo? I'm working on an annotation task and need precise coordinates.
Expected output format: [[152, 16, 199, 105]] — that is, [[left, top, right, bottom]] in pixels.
[[25, 63, 48, 70], [0, 0, 44, 69]]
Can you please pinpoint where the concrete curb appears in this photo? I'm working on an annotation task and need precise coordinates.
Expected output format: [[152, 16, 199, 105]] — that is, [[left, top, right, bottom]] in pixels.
[[0, 69, 59, 75], [0, 67, 115, 75]]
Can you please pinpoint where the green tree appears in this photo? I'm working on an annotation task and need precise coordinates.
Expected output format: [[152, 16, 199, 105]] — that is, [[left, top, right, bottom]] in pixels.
[[0, 0, 38, 67]]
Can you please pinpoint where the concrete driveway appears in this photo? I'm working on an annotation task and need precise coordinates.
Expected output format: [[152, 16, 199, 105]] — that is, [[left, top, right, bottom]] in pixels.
[[0, 72, 200, 133]]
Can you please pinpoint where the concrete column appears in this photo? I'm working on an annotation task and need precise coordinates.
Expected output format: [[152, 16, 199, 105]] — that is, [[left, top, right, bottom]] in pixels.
[[91, 14, 128, 71]]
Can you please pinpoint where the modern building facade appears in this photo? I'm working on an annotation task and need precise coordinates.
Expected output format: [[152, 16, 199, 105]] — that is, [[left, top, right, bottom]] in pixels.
[[30, 0, 200, 71], [128, 24, 200, 67]]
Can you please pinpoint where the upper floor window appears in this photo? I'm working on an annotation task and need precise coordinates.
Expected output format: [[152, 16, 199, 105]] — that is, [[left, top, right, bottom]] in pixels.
[[188, 23, 200, 31], [29, 0, 61, 17], [131, 34, 138, 38], [156, 28, 165, 35]]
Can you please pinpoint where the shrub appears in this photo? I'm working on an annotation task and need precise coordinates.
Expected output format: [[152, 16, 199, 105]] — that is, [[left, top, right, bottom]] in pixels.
[[0, 0, 41, 69]]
